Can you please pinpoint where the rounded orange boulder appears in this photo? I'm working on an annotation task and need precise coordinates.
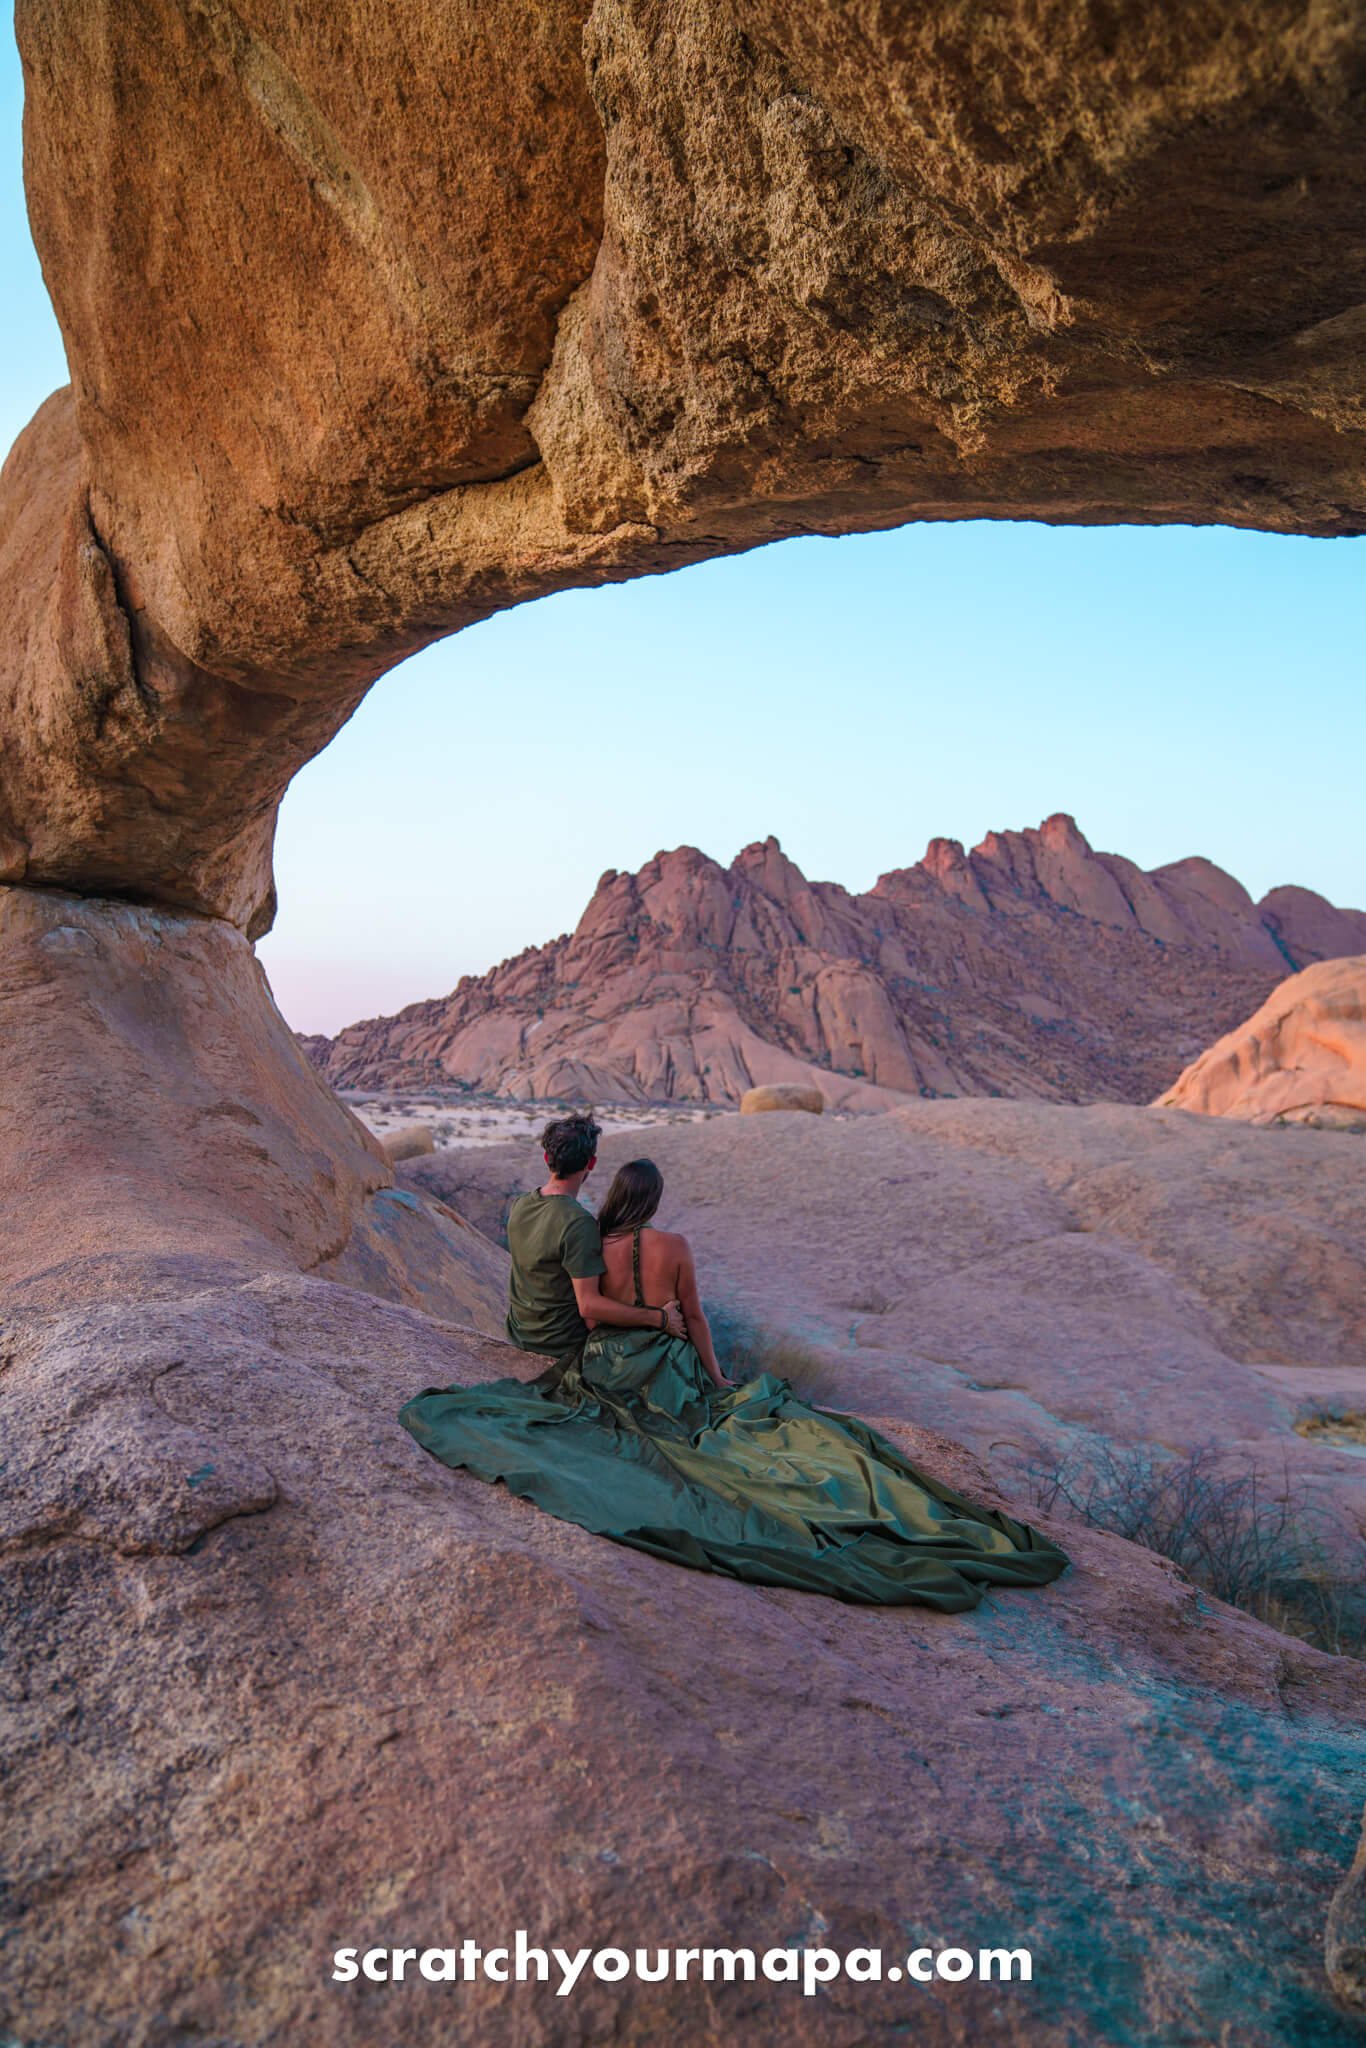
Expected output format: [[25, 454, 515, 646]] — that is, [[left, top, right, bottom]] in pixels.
[[740, 1082, 826, 1115], [1156, 955, 1366, 1129]]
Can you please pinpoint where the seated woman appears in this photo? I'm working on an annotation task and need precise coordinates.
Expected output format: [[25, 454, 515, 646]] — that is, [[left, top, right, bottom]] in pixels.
[[400, 1158, 1068, 1610]]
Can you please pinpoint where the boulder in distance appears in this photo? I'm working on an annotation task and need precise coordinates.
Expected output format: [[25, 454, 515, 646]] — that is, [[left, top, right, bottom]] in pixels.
[[740, 1083, 826, 1116], [1156, 956, 1366, 1130], [381, 1122, 437, 1162]]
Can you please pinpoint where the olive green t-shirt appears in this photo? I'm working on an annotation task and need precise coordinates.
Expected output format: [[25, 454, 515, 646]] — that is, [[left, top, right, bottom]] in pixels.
[[505, 1189, 607, 1357]]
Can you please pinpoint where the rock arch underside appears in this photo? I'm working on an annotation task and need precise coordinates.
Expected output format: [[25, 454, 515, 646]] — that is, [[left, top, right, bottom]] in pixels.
[[3, 5, 1366, 2044]]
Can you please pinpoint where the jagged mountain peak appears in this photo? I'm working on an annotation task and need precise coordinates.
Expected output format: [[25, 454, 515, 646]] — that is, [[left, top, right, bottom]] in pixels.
[[308, 817, 1366, 1109]]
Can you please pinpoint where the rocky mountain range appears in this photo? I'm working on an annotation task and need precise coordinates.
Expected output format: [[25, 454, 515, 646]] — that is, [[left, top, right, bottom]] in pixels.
[[302, 813, 1366, 1107]]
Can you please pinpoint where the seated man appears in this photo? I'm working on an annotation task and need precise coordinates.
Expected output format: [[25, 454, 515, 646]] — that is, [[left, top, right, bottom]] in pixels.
[[505, 1113, 686, 1361]]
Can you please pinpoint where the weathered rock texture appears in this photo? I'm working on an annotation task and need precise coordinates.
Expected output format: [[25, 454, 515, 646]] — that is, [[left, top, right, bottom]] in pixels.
[[311, 814, 1366, 1106], [408, 1102, 1366, 1566], [0, 884, 509, 1331], [7, 1106, 1366, 2046], [1158, 953, 1366, 1129], [5, 0, 1366, 932], [6, 5, 1366, 2041], [425, 1101, 1366, 2024]]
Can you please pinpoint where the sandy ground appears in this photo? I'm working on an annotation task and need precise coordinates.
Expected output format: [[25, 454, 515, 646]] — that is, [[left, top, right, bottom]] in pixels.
[[343, 1089, 737, 1149]]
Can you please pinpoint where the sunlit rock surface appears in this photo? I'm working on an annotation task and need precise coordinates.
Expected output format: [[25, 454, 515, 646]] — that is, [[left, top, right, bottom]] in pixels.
[[4, 0, 1366, 924], [310, 817, 1366, 1106], [1158, 954, 1366, 1130], [6, 1106, 1366, 2043], [4, 4, 1366, 2038]]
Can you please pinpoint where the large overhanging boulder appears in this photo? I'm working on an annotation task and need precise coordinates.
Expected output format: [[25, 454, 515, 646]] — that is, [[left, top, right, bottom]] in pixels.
[[3, 0, 1365, 933]]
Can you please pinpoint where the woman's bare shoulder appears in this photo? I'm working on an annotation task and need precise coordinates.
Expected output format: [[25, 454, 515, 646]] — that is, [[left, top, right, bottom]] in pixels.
[[651, 1227, 693, 1259]]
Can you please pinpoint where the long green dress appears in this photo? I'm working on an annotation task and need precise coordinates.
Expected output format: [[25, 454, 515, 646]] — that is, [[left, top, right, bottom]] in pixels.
[[400, 1229, 1069, 1610]]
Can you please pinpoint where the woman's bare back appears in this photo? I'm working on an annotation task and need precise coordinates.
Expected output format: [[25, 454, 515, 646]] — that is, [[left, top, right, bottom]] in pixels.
[[599, 1222, 730, 1387], [600, 1225, 685, 1311]]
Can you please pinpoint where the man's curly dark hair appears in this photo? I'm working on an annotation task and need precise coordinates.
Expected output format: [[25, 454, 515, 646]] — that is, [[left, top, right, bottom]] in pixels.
[[540, 1113, 602, 1178]]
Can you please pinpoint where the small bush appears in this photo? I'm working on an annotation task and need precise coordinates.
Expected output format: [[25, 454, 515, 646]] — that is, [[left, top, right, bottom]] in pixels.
[[840, 1286, 896, 1316], [706, 1302, 843, 1405], [1296, 1409, 1366, 1448], [1028, 1438, 1363, 1661]]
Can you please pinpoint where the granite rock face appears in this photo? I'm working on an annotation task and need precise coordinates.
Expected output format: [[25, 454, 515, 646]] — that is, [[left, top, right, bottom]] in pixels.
[[5, 6, 1366, 2040], [411, 1102, 1366, 1568], [311, 814, 1366, 1106], [431, 1102, 1366, 2025], [5, 1, 1366, 927], [1158, 953, 1366, 1130], [6, 1107, 1366, 2046], [0, 883, 509, 1332]]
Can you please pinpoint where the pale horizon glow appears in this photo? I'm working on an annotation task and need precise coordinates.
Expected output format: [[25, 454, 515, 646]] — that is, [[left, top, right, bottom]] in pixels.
[[3, 27, 1363, 1039], [253, 514, 1365, 1034]]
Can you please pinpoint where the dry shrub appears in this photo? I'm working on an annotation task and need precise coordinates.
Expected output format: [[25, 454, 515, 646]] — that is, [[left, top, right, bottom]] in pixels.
[[1029, 1438, 1363, 1661], [840, 1286, 897, 1316], [706, 1303, 844, 1405]]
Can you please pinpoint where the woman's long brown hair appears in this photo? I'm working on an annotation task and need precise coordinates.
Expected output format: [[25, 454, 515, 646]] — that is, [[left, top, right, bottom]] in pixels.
[[596, 1158, 664, 1239]]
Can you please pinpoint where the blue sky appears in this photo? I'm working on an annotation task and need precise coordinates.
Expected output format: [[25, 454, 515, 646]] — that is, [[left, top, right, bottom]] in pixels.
[[5, 28, 1363, 1035]]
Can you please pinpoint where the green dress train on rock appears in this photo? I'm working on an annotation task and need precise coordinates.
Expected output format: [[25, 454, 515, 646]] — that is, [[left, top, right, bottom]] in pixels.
[[400, 1225, 1069, 1610]]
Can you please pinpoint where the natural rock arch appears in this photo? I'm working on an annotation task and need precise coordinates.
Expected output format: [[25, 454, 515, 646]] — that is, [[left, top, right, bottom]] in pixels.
[[3, 0, 1365, 935], [3, 7, 1366, 2041]]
